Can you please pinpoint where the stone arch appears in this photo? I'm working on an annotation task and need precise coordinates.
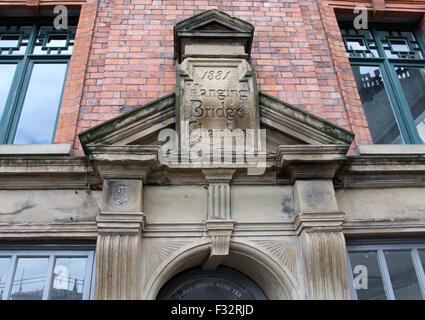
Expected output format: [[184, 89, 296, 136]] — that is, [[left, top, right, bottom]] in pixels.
[[143, 239, 304, 300]]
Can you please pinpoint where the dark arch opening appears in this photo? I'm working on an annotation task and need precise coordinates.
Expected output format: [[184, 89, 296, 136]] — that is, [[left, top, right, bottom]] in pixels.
[[156, 266, 268, 300]]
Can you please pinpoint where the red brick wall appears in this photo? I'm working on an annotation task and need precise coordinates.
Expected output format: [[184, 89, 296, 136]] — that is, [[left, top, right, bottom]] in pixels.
[[62, 0, 374, 155], [2, 0, 425, 155]]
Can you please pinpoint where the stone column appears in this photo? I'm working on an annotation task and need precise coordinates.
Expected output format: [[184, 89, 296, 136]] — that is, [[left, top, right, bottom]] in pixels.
[[202, 169, 235, 270], [95, 166, 149, 300], [293, 180, 350, 300]]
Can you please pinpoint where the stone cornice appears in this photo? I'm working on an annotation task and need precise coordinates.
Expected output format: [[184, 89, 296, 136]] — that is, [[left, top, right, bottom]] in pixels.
[[276, 145, 350, 182]]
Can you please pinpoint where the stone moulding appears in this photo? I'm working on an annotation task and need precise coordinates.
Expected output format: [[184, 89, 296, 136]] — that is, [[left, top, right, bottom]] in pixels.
[[259, 92, 354, 146], [78, 93, 175, 151]]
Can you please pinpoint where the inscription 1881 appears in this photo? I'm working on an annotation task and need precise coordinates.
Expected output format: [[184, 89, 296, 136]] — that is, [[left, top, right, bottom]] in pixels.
[[179, 60, 257, 133]]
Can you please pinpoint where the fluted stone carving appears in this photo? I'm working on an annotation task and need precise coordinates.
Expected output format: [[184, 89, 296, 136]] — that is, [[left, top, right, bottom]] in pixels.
[[208, 183, 230, 220], [300, 231, 349, 299], [202, 169, 235, 270], [96, 234, 142, 300]]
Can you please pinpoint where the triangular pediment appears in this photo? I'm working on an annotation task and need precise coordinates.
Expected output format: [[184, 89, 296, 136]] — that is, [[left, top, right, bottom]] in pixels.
[[174, 9, 255, 62], [174, 9, 254, 34], [79, 92, 354, 155]]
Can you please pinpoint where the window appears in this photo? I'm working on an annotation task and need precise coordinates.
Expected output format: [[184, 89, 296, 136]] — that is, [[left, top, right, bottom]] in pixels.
[[0, 245, 95, 300], [0, 21, 76, 144], [347, 243, 425, 300], [340, 25, 425, 144]]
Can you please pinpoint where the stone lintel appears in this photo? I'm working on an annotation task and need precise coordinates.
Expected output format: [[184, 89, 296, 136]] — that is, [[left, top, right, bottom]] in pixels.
[[0, 143, 72, 156], [358, 144, 425, 156]]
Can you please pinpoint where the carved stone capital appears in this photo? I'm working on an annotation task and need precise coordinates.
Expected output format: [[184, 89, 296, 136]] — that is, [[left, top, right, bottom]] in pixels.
[[96, 212, 146, 236], [294, 211, 345, 235], [203, 220, 235, 270]]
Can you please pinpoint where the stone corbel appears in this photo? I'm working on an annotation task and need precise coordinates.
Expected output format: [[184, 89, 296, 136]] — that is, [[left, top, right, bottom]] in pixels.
[[202, 220, 235, 270], [202, 169, 236, 270]]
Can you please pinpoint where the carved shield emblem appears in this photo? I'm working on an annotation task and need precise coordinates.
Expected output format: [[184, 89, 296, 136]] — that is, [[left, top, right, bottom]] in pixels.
[[113, 185, 129, 206]]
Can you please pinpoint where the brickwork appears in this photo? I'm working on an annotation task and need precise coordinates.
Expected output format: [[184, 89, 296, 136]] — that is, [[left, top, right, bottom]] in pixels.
[[2, 0, 425, 154]]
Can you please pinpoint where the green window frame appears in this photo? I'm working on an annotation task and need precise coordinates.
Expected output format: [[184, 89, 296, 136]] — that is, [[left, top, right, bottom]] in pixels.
[[0, 19, 77, 144], [340, 23, 425, 144]]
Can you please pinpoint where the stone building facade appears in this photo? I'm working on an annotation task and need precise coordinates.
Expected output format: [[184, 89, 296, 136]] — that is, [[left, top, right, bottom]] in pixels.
[[0, 0, 425, 300]]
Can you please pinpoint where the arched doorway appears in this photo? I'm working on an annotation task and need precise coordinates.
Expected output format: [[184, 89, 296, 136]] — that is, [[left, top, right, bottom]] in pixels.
[[156, 267, 267, 300]]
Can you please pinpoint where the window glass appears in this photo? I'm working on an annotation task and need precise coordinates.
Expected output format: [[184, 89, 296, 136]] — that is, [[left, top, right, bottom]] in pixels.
[[0, 257, 11, 300], [0, 64, 17, 118], [384, 250, 423, 300], [0, 26, 32, 56], [351, 65, 403, 143], [10, 257, 48, 300], [0, 24, 76, 144], [50, 257, 87, 300], [395, 67, 425, 142], [0, 34, 20, 48], [32, 26, 76, 55], [13, 63, 67, 144], [349, 251, 386, 300]]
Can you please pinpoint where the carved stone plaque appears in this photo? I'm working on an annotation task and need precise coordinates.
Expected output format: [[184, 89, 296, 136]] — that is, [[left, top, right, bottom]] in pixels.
[[177, 58, 259, 135]]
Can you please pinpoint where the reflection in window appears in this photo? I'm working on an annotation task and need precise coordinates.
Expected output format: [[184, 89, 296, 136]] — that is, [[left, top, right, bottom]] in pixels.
[[0, 24, 76, 144], [0, 64, 17, 118], [384, 250, 422, 300], [13, 63, 68, 144], [45, 34, 68, 48], [390, 39, 410, 52], [395, 67, 425, 142], [0, 34, 20, 48], [0, 257, 11, 300], [50, 257, 87, 300], [10, 257, 48, 300], [0, 248, 95, 300], [351, 65, 403, 143], [349, 251, 386, 300], [346, 37, 367, 51]]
